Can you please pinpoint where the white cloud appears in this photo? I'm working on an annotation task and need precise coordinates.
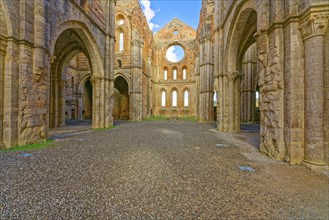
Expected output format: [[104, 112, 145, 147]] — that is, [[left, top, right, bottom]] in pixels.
[[140, 0, 159, 31], [166, 46, 178, 62]]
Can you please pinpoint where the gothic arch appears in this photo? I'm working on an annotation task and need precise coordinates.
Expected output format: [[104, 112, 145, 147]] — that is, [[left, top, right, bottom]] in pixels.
[[50, 21, 104, 128], [114, 73, 131, 92], [171, 87, 178, 107], [226, 5, 257, 72], [115, 12, 131, 54], [51, 20, 104, 78], [219, 0, 258, 132], [160, 88, 167, 107], [113, 75, 130, 120]]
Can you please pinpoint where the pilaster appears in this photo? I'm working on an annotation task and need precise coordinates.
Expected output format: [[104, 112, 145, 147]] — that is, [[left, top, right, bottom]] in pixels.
[[300, 12, 329, 168]]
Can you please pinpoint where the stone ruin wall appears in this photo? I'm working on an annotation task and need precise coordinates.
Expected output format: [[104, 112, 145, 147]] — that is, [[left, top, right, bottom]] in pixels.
[[153, 19, 196, 118], [215, 0, 328, 168], [0, 0, 116, 147], [114, 0, 154, 120]]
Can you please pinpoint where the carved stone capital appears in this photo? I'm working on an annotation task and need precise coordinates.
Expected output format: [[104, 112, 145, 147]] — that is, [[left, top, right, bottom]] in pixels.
[[91, 76, 102, 86], [50, 55, 57, 64], [300, 13, 329, 39], [227, 71, 242, 82], [131, 40, 144, 48], [34, 67, 45, 83]]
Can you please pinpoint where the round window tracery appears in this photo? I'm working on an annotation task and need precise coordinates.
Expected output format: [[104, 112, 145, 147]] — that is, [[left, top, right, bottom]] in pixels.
[[166, 45, 184, 63], [116, 15, 125, 25]]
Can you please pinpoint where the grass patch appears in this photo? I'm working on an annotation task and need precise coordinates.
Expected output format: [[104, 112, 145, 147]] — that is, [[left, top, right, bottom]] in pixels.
[[143, 116, 169, 121], [144, 116, 198, 122], [93, 125, 117, 131], [1, 139, 55, 152], [179, 116, 198, 122]]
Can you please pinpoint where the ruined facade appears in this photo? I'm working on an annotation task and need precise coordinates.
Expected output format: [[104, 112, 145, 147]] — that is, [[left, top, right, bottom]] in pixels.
[[1, 0, 328, 171], [195, 0, 215, 122], [0, 0, 116, 148], [208, 0, 329, 169], [114, 0, 154, 121], [153, 19, 196, 118]]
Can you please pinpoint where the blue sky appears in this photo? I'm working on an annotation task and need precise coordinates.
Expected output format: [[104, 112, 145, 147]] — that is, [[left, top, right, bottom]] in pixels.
[[139, 0, 202, 33]]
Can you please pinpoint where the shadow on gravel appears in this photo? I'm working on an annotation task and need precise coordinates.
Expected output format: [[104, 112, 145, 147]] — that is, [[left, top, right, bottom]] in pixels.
[[232, 123, 261, 149]]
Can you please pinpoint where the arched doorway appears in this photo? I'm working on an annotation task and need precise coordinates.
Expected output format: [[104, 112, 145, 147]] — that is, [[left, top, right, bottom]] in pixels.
[[240, 43, 259, 124], [50, 25, 102, 128], [220, 7, 258, 132], [82, 78, 92, 119], [113, 76, 129, 120], [60, 52, 92, 122]]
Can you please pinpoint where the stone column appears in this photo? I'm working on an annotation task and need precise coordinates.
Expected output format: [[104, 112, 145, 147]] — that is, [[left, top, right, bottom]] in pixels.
[[198, 22, 214, 122], [147, 56, 152, 117], [130, 38, 143, 121], [0, 40, 6, 147], [77, 92, 83, 120], [58, 79, 66, 126], [32, 0, 50, 138], [228, 71, 242, 132], [300, 13, 329, 168], [103, 0, 116, 128], [91, 76, 101, 128], [240, 44, 257, 123], [194, 57, 200, 118]]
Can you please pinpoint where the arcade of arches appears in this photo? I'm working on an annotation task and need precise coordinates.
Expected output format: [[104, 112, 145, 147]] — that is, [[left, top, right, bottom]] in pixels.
[[0, 0, 328, 170]]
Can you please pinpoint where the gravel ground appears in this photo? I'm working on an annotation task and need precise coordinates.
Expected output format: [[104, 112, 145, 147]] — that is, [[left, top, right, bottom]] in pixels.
[[1, 121, 328, 219]]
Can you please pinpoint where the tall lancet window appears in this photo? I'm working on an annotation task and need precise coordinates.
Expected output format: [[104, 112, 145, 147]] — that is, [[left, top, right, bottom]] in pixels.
[[183, 68, 187, 80], [164, 70, 168, 80], [173, 69, 177, 80], [172, 90, 177, 107], [161, 91, 166, 107], [184, 90, 189, 107], [119, 32, 124, 52]]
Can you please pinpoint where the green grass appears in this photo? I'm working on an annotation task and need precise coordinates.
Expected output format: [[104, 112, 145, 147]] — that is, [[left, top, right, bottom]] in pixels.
[[1, 139, 55, 152], [179, 116, 198, 122], [93, 125, 117, 131], [144, 116, 198, 122], [143, 116, 169, 121]]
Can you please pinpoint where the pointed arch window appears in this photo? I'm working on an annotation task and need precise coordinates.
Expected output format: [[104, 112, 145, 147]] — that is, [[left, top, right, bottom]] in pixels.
[[172, 90, 177, 107], [214, 91, 217, 106], [184, 90, 189, 107], [173, 69, 177, 80], [183, 68, 187, 80], [161, 91, 166, 107], [164, 70, 168, 80], [119, 32, 124, 52]]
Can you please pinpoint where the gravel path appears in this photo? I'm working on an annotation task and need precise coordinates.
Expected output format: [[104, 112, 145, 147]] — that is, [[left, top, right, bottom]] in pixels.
[[1, 121, 328, 219]]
